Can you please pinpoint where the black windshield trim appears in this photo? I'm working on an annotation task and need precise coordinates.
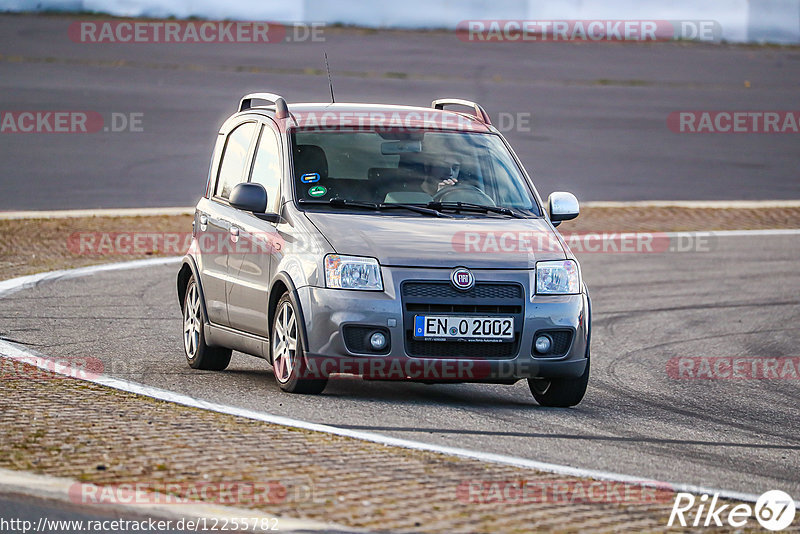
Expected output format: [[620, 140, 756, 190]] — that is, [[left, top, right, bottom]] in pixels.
[[297, 198, 452, 218], [424, 201, 528, 219]]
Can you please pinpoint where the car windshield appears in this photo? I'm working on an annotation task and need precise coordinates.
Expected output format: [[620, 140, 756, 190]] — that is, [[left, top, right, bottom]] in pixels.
[[291, 129, 541, 216]]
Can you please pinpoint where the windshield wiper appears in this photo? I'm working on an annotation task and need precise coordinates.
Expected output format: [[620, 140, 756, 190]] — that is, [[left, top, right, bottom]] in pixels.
[[299, 198, 378, 210], [425, 201, 527, 219], [381, 202, 453, 218], [298, 198, 451, 218]]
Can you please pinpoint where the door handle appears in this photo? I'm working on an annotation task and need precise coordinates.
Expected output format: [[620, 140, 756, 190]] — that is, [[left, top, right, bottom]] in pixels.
[[199, 215, 208, 231], [229, 226, 240, 243]]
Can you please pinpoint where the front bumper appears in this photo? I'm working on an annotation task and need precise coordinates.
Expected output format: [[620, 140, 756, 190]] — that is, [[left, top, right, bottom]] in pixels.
[[295, 266, 589, 382]]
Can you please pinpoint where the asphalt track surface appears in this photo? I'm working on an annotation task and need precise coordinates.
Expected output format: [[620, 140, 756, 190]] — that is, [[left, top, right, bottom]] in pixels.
[[1, 15, 800, 209], [1, 234, 798, 497]]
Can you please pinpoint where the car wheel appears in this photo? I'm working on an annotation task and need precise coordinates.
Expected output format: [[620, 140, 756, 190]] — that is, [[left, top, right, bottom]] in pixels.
[[271, 293, 327, 394], [183, 275, 232, 371], [528, 354, 589, 408]]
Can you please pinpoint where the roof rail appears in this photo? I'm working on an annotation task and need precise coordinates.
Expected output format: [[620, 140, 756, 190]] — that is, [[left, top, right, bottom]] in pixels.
[[431, 98, 491, 125], [239, 93, 289, 119]]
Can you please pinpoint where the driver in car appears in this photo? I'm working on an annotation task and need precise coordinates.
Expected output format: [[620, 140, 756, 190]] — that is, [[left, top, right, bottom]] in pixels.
[[421, 159, 461, 196]]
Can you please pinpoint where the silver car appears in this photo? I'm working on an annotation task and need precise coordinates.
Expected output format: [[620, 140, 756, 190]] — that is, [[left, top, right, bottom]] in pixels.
[[177, 94, 591, 407]]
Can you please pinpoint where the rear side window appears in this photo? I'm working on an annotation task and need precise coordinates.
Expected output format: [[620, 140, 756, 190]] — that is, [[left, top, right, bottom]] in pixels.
[[250, 125, 282, 213], [215, 122, 257, 200]]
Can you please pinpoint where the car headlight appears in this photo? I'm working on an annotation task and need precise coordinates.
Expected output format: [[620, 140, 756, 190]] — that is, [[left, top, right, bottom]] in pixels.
[[535, 260, 580, 295], [324, 254, 383, 291]]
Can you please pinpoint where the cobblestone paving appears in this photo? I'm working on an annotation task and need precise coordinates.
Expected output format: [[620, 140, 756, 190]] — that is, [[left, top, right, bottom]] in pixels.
[[0, 362, 755, 533]]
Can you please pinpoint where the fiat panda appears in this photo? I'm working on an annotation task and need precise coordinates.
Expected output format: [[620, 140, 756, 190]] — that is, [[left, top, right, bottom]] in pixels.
[[177, 94, 591, 407]]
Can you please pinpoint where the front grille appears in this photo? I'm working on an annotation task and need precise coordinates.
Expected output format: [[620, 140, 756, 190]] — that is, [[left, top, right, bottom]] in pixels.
[[406, 333, 519, 358], [406, 303, 521, 315], [402, 281, 524, 359], [403, 282, 522, 300]]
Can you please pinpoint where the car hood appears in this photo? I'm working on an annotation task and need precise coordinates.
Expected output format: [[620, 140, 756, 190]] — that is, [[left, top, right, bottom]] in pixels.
[[303, 212, 566, 269]]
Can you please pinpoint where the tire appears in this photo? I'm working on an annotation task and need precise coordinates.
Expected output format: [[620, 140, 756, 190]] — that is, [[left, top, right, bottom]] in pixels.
[[528, 354, 589, 408], [183, 275, 232, 371], [271, 293, 327, 394]]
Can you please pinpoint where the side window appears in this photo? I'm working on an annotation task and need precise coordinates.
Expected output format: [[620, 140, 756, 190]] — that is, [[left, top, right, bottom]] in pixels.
[[215, 122, 257, 200], [249, 125, 282, 213]]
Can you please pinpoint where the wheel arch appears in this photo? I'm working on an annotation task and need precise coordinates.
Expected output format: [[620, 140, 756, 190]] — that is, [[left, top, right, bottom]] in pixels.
[[583, 285, 592, 360], [177, 256, 209, 324], [268, 273, 310, 357]]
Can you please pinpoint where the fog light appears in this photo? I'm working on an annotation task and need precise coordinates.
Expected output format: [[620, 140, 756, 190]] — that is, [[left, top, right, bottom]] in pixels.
[[370, 332, 387, 351], [535, 335, 552, 354]]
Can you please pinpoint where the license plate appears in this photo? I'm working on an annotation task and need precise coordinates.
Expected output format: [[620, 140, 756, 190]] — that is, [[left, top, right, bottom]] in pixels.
[[413, 315, 514, 341]]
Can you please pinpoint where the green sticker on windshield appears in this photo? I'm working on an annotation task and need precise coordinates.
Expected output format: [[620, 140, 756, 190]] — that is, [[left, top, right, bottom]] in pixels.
[[308, 185, 327, 198]]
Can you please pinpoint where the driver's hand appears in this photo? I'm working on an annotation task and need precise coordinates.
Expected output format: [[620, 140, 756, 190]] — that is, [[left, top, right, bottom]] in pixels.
[[437, 178, 458, 191]]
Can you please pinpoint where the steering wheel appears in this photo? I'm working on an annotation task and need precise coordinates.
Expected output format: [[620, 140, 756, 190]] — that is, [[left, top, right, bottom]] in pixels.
[[432, 184, 496, 206]]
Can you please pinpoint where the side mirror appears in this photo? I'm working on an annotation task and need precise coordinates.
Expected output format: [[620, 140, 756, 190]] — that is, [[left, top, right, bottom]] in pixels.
[[230, 183, 268, 214], [548, 192, 579, 226]]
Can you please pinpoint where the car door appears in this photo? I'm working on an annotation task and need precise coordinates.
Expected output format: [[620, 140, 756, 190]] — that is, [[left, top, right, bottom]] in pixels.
[[226, 120, 284, 337], [196, 120, 258, 327]]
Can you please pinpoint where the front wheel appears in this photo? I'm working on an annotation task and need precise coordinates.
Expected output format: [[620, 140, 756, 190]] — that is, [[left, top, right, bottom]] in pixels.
[[271, 293, 327, 394], [183, 275, 232, 371], [528, 357, 589, 407]]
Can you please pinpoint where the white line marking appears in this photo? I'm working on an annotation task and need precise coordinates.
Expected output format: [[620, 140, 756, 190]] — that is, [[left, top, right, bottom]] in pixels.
[[663, 229, 800, 237], [564, 229, 800, 240], [0, 254, 793, 505], [0, 207, 194, 219], [0, 257, 181, 298], [1, 200, 799, 219], [583, 200, 800, 209]]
